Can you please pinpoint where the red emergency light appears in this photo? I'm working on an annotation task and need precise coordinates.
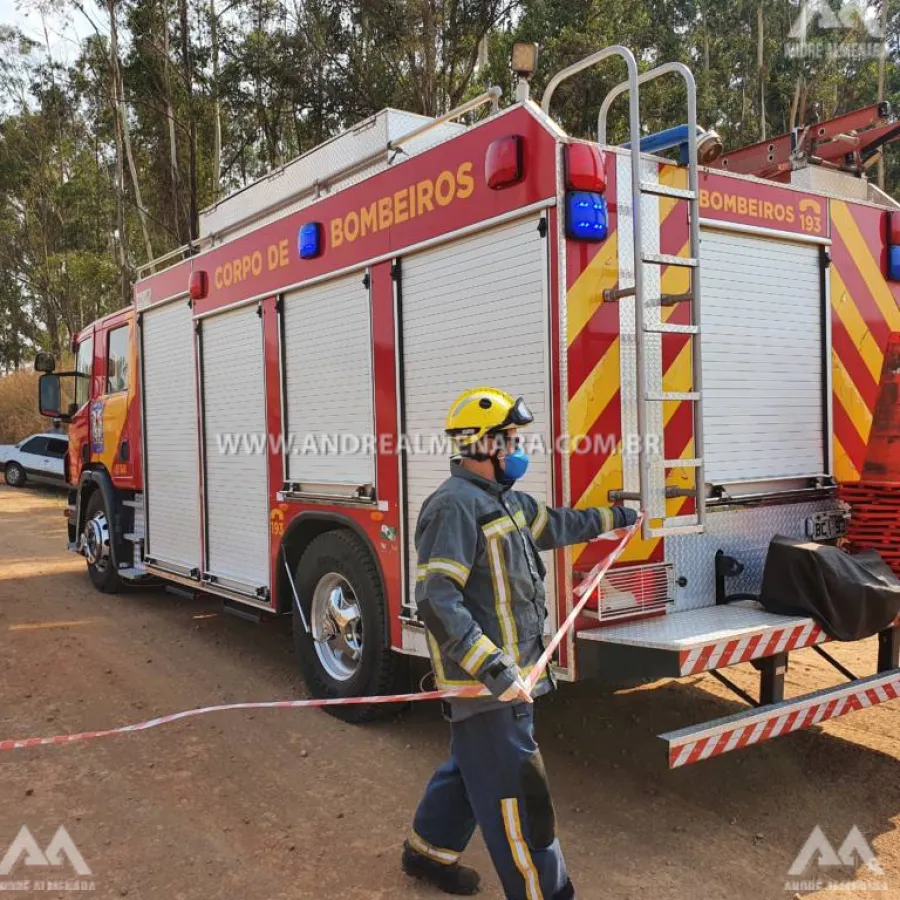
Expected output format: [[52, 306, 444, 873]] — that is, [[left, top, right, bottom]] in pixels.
[[889, 212, 900, 246], [565, 143, 606, 193], [189, 270, 209, 301], [485, 135, 523, 190]]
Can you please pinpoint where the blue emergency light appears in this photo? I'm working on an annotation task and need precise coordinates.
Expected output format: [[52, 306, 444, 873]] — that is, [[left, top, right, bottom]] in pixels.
[[566, 191, 608, 241], [298, 222, 322, 259], [889, 245, 900, 282]]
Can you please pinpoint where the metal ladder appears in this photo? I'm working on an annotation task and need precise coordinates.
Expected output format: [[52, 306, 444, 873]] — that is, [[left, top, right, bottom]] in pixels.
[[543, 52, 706, 540]]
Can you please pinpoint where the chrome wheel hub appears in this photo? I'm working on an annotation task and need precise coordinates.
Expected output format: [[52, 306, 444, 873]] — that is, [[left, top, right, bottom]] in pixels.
[[310, 573, 363, 682], [83, 511, 110, 572]]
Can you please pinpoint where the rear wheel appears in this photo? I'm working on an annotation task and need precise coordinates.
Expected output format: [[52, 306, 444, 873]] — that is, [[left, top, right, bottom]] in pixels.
[[82, 491, 121, 594], [292, 530, 400, 722], [4, 462, 25, 487]]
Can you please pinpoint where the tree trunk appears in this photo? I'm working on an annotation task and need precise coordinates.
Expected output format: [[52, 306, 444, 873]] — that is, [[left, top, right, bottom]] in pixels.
[[210, 0, 222, 203], [180, 0, 199, 241], [162, 0, 182, 238], [877, 0, 887, 189], [789, 75, 803, 131], [106, 0, 129, 305], [108, 0, 154, 266], [757, 3, 766, 141]]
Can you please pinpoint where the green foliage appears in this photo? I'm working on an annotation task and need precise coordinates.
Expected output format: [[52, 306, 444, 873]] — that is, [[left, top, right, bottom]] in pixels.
[[0, 0, 897, 371]]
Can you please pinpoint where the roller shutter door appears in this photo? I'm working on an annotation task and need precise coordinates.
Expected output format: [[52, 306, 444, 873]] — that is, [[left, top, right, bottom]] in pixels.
[[701, 229, 825, 484], [282, 274, 375, 491], [401, 216, 551, 604], [201, 304, 270, 592], [142, 298, 202, 573]]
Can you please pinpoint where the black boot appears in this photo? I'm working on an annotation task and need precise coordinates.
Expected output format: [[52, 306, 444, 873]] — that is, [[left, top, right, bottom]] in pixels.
[[552, 878, 575, 900], [401, 841, 481, 895]]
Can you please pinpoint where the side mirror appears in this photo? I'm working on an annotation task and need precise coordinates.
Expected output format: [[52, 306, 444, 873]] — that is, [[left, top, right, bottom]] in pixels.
[[38, 373, 62, 418], [34, 352, 56, 373]]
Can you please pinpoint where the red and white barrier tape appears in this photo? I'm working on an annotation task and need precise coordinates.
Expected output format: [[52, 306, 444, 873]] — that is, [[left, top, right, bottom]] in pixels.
[[0, 518, 641, 752]]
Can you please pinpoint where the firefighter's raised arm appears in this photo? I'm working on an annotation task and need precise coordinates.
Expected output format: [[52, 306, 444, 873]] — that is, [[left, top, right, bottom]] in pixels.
[[415, 497, 520, 699], [516, 493, 637, 551]]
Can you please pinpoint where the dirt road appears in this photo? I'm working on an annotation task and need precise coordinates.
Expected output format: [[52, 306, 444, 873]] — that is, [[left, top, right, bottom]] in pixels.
[[0, 484, 898, 899]]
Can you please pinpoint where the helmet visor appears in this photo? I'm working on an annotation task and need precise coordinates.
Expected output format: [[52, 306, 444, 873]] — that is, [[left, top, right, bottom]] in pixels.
[[501, 397, 534, 429]]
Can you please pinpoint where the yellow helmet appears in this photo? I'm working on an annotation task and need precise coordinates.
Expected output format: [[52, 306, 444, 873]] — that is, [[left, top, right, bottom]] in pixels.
[[445, 387, 534, 449]]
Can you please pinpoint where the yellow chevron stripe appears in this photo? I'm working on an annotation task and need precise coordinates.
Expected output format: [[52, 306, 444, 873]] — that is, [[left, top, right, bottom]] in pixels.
[[832, 202, 900, 332], [571, 339, 694, 564], [566, 232, 619, 347], [568, 338, 620, 441], [834, 434, 860, 483], [832, 348, 872, 444], [658, 164, 689, 225], [831, 264, 885, 383]]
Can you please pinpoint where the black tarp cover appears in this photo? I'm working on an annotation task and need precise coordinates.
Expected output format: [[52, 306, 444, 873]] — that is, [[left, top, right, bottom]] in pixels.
[[759, 536, 900, 641]]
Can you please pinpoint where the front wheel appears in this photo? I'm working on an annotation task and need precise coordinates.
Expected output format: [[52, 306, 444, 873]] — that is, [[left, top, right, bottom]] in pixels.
[[82, 491, 121, 594], [4, 462, 26, 487], [292, 530, 401, 722]]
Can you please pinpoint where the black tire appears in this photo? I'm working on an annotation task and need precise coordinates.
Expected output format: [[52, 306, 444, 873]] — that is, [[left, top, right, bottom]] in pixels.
[[4, 462, 26, 487], [292, 530, 401, 722], [83, 491, 121, 594]]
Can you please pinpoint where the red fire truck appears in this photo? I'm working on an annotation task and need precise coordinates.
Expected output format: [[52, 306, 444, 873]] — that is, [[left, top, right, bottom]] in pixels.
[[35, 46, 900, 767]]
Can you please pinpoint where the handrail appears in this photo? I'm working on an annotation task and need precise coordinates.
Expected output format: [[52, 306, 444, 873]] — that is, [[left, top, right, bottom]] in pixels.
[[136, 243, 196, 279], [597, 61, 696, 146], [540, 45, 638, 119]]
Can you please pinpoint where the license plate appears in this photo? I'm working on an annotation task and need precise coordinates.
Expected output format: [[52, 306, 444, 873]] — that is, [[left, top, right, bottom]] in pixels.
[[805, 512, 847, 542]]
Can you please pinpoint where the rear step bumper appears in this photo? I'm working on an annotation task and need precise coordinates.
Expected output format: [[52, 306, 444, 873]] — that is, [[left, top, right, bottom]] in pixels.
[[577, 604, 830, 679], [661, 668, 900, 768]]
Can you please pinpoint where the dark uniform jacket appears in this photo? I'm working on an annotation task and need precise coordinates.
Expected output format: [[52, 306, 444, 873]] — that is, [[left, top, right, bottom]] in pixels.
[[415, 462, 618, 719]]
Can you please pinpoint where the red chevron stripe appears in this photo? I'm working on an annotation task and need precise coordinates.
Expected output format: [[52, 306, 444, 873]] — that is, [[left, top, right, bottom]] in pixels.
[[567, 306, 620, 399], [568, 397, 622, 502], [832, 317, 880, 407], [833, 397, 869, 471], [830, 229, 892, 348]]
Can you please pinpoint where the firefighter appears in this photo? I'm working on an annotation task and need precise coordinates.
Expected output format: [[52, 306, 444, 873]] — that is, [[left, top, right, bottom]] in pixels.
[[401, 387, 637, 899]]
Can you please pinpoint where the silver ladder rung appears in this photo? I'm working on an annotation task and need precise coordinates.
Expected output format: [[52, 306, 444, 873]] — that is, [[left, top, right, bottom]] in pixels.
[[643, 253, 698, 268], [644, 323, 699, 335], [639, 181, 697, 200], [646, 391, 700, 402], [663, 458, 703, 468]]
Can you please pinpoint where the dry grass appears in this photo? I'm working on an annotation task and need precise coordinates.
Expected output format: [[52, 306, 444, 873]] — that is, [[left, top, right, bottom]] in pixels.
[[0, 369, 50, 445]]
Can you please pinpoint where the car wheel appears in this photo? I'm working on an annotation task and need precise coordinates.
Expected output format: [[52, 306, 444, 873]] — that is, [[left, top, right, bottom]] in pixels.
[[4, 462, 26, 488], [82, 491, 121, 594], [292, 530, 402, 722]]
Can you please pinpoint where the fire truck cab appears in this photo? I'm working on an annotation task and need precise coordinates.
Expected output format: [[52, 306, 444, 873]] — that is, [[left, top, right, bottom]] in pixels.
[[37, 45, 900, 765]]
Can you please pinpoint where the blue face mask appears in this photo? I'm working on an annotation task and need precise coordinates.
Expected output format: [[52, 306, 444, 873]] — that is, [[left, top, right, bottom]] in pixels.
[[498, 447, 530, 485]]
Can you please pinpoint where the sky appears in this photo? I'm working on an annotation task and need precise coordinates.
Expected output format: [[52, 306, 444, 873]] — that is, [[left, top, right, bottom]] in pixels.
[[0, 0, 104, 64]]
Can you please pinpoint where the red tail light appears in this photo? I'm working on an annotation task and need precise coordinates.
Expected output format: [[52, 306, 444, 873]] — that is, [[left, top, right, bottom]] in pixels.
[[485, 136, 523, 190], [565, 143, 607, 193], [189, 270, 209, 301]]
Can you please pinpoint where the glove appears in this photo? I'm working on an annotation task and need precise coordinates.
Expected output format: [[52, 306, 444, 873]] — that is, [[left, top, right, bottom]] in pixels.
[[498, 671, 534, 704], [611, 505, 638, 529]]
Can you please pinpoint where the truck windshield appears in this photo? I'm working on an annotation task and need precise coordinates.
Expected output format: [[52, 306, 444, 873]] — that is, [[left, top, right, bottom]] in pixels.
[[74, 336, 93, 409]]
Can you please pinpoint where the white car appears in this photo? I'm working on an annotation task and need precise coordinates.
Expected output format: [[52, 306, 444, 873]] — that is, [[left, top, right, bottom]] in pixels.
[[0, 432, 69, 488]]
